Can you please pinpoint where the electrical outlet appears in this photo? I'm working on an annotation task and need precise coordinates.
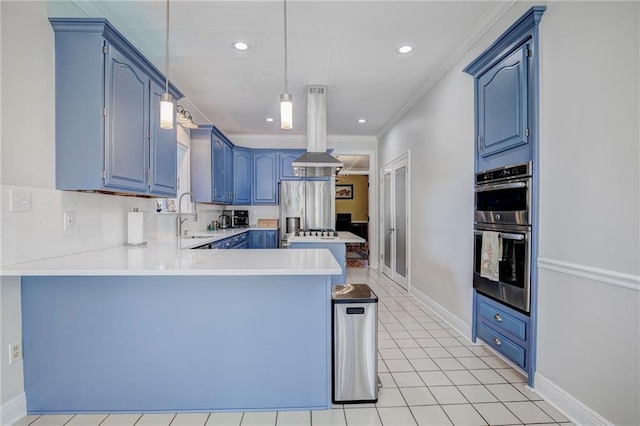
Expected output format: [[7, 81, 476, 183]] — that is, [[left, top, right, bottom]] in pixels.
[[10, 190, 32, 212], [63, 211, 77, 230], [9, 341, 22, 364]]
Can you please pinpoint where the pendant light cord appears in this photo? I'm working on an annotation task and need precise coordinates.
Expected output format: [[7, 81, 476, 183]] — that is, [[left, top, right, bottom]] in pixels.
[[165, 0, 170, 94], [283, 0, 288, 94]]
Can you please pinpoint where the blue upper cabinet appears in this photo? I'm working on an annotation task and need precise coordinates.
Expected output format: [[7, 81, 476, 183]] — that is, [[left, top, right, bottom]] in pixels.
[[477, 43, 529, 165], [233, 148, 252, 205], [103, 46, 149, 192], [191, 126, 235, 205], [50, 18, 182, 197], [279, 150, 305, 181], [251, 151, 279, 204], [223, 142, 234, 203], [211, 132, 226, 203], [464, 7, 545, 172], [149, 81, 178, 196]]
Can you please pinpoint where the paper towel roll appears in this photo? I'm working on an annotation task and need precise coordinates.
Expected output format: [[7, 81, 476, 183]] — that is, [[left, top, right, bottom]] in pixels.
[[127, 211, 145, 245]]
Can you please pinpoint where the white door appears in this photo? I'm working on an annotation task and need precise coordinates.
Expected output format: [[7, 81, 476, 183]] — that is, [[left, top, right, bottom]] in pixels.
[[381, 155, 409, 289]]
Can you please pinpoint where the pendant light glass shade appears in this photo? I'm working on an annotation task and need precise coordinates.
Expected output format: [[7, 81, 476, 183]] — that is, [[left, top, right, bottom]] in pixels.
[[280, 92, 293, 130], [160, 93, 174, 129], [160, 0, 174, 129]]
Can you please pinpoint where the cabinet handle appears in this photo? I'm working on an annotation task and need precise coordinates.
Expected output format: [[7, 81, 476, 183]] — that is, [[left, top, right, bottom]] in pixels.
[[494, 314, 502, 322], [493, 337, 502, 346]]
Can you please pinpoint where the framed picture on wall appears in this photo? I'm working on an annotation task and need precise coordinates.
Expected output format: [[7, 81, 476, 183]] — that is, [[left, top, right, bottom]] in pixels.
[[335, 184, 353, 199]]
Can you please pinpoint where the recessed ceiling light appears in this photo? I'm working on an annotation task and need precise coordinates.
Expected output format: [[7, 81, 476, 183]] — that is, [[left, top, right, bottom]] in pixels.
[[357, 119, 366, 124], [396, 45, 413, 54], [232, 41, 251, 51], [266, 118, 274, 122]]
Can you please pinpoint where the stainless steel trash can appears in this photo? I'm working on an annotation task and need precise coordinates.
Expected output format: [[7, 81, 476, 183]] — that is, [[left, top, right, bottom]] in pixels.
[[332, 284, 378, 404]]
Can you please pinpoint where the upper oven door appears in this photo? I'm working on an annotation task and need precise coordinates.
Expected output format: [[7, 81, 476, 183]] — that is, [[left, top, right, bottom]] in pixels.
[[475, 178, 531, 226]]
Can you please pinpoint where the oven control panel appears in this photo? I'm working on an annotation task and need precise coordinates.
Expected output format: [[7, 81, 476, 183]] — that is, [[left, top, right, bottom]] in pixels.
[[476, 162, 530, 184]]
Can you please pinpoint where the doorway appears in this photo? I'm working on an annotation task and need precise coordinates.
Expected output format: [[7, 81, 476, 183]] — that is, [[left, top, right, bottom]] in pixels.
[[334, 173, 369, 268], [334, 154, 371, 268], [380, 153, 410, 289]]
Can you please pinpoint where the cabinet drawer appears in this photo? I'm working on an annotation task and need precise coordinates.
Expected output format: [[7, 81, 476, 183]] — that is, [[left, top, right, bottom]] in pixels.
[[477, 323, 526, 368], [479, 301, 526, 341]]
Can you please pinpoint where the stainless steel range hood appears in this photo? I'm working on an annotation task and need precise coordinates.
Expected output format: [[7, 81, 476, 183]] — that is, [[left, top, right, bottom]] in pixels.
[[292, 86, 342, 177]]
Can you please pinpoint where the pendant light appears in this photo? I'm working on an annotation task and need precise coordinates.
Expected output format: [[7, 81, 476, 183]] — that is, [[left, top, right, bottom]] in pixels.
[[159, 0, 174, 129], [280, 0, 293, 130]]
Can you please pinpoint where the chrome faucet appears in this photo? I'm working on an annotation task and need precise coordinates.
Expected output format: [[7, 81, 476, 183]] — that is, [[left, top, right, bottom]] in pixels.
[[177, 192, 198, 236]]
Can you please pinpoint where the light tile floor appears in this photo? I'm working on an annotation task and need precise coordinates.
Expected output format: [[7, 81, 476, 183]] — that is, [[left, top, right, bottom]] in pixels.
[[14, 268, 572, 426]]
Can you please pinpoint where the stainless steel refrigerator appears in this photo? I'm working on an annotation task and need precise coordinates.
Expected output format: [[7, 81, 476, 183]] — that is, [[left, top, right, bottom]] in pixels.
[[279, 180, 335, 247]]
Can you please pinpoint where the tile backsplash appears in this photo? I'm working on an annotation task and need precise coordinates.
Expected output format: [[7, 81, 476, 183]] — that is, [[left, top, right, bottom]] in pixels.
[[1, 185, 281, 266]]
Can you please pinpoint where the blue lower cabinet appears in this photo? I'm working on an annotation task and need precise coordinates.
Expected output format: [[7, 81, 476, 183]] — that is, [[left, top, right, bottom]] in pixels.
[[478, 300, 527, 341], [249, 230, 279, 249], [249, 231, 263, 248], [477, 323, 526, 369], [231, 232, 249, 249], [475, 292, 529, 373], [209, 241, 223, 250]]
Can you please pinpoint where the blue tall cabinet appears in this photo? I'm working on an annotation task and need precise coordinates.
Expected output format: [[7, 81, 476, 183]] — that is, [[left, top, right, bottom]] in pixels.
[[464, 7, 545, 386], [50, 18, 183, 197]]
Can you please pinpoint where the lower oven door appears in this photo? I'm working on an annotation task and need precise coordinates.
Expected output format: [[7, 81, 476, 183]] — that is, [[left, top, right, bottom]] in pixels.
[[473, 227, 531, 313]]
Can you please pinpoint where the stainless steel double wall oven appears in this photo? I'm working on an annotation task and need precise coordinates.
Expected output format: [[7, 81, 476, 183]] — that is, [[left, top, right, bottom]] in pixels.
[[473, 162, 532, 313]]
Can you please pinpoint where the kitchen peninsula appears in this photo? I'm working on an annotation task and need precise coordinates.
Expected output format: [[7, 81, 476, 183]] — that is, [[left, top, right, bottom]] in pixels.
[[289, 231, 366, 284], [2, 238, 341, 414]]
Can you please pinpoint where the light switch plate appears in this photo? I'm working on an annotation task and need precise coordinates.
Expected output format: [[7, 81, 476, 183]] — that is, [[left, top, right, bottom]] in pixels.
[[10, 190, 32, 212]]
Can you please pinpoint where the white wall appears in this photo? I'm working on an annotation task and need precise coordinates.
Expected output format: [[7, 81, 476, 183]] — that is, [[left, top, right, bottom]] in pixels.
[[378, 1, 639, 425], [537, 3, 640, 425], [378, 2, 537, 333]]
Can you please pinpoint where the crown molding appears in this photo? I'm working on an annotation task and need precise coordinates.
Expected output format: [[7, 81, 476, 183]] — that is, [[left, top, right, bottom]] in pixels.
[[376, 0, 517, 140]]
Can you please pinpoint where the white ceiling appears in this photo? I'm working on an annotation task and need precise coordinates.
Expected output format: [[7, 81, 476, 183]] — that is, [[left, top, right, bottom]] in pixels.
[[64, 0, 513, 139]]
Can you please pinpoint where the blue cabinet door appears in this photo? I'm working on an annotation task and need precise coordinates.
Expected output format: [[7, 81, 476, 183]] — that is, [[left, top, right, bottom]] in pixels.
[[279, 150, 305, 181], [251, 151, 278, 204], [477, 43, 530, 170], [224, 142, 234, 203], [149, 81, 177, 196], [211, 133, 225, 203], [265, 230, 279, 248], [249, 231, 263, 249], [103, 45, 149, 192], [233, 148, 252, 204]]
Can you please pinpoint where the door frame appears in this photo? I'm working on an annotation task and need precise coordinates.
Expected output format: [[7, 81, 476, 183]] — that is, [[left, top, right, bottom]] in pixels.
[[379, 151, 411, 290], [331, 148, 378, 269]]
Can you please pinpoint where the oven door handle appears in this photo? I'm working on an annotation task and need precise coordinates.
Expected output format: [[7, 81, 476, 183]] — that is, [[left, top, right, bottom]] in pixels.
[[474, 230, 526, 241], [475, 182, 527, 192]]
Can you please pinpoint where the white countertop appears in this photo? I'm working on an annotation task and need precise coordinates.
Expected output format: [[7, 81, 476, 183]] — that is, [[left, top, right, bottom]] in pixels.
[[288, 231, 366, 244], [1, 230, 341, 277]]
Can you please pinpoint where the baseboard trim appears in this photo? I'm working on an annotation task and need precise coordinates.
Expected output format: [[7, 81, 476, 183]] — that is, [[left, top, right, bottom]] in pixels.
[[538, 257, 639, 292], [0, 392, 27, 426], [534, 373, 613, 426], [408, 286, 472, 342]]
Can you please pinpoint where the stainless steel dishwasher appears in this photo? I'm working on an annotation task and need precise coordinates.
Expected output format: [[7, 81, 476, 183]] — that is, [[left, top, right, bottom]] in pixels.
[[332, 284, 378, 404]]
